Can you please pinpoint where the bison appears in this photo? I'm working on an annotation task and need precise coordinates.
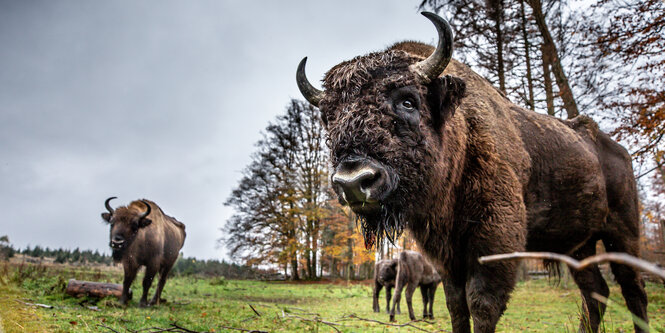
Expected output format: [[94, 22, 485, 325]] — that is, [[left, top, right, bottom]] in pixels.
[[373, 258, 400, 314], [296, 12, 648, 333], [390, 250, 441, 321], [102, 197, 186, 307]]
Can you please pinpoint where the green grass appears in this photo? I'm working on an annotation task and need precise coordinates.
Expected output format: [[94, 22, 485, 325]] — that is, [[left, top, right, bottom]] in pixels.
[[1, 263, 664, 332]]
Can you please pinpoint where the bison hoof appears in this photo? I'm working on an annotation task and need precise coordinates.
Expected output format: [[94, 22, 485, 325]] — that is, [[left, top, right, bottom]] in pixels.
[[139, 300, 150, 308], [409, 315, 416, 321], [389, 315, 396, 322]]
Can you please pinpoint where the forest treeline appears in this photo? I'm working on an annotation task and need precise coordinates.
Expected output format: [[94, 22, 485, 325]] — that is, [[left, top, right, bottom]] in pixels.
[[224, 0, 665, 279], [0, 236, 267, 279]]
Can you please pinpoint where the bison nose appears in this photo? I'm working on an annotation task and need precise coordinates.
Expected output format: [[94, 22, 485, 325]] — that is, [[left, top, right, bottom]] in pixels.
[[110, 236, 125, 248], [332, 159, 391, 205]]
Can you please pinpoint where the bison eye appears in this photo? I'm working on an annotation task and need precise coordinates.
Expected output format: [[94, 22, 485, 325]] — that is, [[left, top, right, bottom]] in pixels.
[[401, 99, 415, 110]]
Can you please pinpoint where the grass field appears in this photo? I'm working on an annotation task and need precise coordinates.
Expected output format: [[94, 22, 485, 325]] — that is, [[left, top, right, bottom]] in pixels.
[[0, 262, 663, 332]]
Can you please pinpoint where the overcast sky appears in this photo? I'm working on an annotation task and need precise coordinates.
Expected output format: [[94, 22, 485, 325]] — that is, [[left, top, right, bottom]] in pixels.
[[0, 0, 445, 260]]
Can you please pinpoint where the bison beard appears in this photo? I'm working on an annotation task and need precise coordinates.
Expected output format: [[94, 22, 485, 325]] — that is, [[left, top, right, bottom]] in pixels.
[[356, 203, 403, 249]]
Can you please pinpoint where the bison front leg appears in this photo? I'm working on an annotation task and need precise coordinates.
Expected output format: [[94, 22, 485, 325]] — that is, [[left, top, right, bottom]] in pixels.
[[443, 278, 471, 333], [120, 263, 137, 306], [139, 266, 157, 308], [373, 282, 383, 312], [466, 263, 518, 333]]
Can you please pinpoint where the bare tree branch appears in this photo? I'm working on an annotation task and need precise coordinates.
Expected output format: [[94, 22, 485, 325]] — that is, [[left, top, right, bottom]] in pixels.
[[478, 251, 665, 279]]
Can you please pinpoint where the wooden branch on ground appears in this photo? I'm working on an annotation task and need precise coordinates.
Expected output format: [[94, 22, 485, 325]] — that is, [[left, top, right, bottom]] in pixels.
[[16, 300, 53, 309], [478, 252, 665, 279], [339, 314, 448, 333], [66, 279, 129, 299], [98, 322, 267, 333], [281, 310, 344, 333], [97, 324, 121, 333], [248, 303, 261, 317]]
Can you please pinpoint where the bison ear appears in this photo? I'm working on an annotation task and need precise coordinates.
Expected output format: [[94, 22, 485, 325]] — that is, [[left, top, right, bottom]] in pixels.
[[426, 74, 466, 131], [101, 212, 112, 223], [138, 218, 152, 228]]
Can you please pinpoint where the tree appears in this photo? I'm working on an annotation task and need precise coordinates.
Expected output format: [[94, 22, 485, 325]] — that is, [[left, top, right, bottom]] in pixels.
[[224, 100, 330, 280], [579, 0, 665, 165], [419, 0, 581, 118]]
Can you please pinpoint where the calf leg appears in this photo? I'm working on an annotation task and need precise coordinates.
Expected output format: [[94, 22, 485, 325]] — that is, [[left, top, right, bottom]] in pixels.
[[428, 283, 437, 319], [140, 266, 157, 308], [390, 281, 406, 321], [373, 282, 383, 312], [420, 285, 429, 319], [386, 286, 399, 314], [443, 278, 470, 333], [404, 282, 418, 321], [569, 241, 610, 333]]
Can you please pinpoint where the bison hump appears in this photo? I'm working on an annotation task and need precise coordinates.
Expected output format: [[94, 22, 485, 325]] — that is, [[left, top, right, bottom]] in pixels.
[[562, 115, 599, 142]]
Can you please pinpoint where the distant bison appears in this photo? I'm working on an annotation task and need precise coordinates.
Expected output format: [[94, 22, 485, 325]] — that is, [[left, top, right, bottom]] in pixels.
[[373, 258, 400, 314], [296, 11, 647, 333], [390, 251, 440, 321], [102, 197, 186, 307]]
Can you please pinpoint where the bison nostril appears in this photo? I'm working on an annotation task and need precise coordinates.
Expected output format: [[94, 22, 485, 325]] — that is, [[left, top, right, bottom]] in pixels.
[[360, 172, 382, 190]]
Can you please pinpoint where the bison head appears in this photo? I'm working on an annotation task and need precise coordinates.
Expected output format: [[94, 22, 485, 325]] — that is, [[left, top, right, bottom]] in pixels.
[[297, 13, 466, 248], [101, 197, 152, 261]]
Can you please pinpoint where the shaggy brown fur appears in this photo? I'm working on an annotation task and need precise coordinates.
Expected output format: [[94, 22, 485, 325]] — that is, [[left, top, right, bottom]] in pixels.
[[390, 251, 441, 321], [102, 199, 186, 307], [312, 41, 647, 332], [373, 259, 400, 314]]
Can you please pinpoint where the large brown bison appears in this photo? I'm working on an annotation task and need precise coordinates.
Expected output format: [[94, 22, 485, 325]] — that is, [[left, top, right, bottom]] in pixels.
[[102, 197, 186, 307], [296, 12, 647, 333], [390, 250, 441, 321]]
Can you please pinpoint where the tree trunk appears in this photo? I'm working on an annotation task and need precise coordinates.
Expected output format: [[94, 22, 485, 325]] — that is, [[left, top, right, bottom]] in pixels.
[[541, 43, 555, 116], [291, 258, 299, 281], [528, 0, 579, 119], [489, 0, 506, 93], [66, 279, 129, 299], [520, 0, 535, 110]]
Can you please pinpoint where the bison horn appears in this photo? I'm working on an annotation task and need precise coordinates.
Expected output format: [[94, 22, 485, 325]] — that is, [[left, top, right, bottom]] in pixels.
[[139, 200, 151, 220], [410, 12, 454, 83], [296, 57, 324, 107], [105, 197, 116, 215]]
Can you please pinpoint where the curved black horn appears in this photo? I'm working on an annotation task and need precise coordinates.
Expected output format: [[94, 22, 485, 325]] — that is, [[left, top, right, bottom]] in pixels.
[[296, 57, 324, 107], [410, 12, 454, 82], [105, 197, 117, 215], [139, 200, 151, 220]]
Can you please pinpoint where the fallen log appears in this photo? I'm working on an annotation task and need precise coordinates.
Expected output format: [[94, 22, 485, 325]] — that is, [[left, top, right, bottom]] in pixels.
[[66, 279, 131, 299]]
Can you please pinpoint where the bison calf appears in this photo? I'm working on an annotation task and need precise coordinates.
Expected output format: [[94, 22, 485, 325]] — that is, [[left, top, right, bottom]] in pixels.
[[373, 258, 401, 314], [390, 251, 440, 321], [102, 197, 186, 307]]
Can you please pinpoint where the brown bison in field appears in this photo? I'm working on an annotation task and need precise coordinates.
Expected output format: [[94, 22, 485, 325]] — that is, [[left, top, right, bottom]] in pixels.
[[390, 250, 440, 321], [102, 197, 186, 307], [296, 12, 647, 333], [373, 258, 399, 314]]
